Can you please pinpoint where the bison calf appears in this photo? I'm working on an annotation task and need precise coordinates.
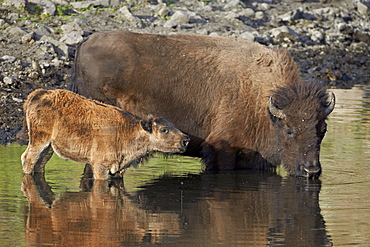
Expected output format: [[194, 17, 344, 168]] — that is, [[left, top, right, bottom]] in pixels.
[[21, 89, 189, 180]]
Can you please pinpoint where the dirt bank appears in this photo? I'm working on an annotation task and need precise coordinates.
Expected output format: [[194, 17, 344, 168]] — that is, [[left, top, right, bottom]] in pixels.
[[1, 0, 369, 144]]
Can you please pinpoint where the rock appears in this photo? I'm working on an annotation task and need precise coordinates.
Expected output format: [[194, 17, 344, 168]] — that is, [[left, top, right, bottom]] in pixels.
[[70, 1, 101, 9], [21, 32, 36, 43], [203, 5, 212, 12], [180, 24, 194, 29], [279, 8, 317, 23], [60, 31, 84, 46], [311, 30, 324, 43], [3, 76, 17, 86], [259, 3, 270, 10], [12, 97, 23, 103], [35, 41, 55, 56], [50, 0, 68, 4], [240, 8, 255, 18], [209, 32, 220, 37], [196, 29, 209, 35], [8, 13, 20, 21], [164, 19, 178, 28], [41, 36, 71, 57], [255, 11, 264, 19], [118, 6, 142, 25], [3, 0, 26, 8], [34, 25, 53, 40], [1, 55, 17, 63], [270, 26, 299, 42], [353, 29, 370, 43], [170, 10, 191, 24], [28, 0, 56, 15], [350, 41, 369, 52], [31, 60, 41, 71], [98, 0, 123, 7], [338, 23, 354, 35], [61, 22, 83, 35], [311, 7, 339, 19], [5, 27, 28, 37], [239, 32, 255, 41], [226, 11, 238, 20], [357, 1, 370, 16], [28, 71, 39, 79], [224, 0, 240, 9], [157, 5, 170, 17]]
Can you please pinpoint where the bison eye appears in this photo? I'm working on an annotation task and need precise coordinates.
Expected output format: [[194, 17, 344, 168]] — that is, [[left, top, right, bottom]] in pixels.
[[160, 128, 169, 134]]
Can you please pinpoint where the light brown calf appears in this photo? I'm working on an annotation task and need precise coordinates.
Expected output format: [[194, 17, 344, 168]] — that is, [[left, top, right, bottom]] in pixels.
[[21, 89, 189, 180]]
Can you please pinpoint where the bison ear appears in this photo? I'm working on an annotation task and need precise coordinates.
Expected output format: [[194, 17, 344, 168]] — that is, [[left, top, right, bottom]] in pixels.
[[140, 120, 152, 133]]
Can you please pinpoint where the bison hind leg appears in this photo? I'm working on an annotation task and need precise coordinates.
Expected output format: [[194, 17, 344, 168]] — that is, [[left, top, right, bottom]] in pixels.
[[21, 142, 53, 174]]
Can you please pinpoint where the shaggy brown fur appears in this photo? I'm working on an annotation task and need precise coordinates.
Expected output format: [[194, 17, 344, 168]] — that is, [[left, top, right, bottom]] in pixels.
[[73, 31, 335, 177], [21, 89, 189, 180]]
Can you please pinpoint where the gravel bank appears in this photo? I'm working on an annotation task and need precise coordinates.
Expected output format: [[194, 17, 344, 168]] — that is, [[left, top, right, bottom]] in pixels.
[[1, 0, 369, 144]]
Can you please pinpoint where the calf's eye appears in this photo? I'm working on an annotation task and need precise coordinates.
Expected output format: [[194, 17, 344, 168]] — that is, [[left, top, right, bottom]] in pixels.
[[160, 128, 169, 134]]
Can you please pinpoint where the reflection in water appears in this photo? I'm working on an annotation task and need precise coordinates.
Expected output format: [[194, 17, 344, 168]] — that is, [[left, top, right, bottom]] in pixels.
[[22, 171, 332, 246], [22, 173, 181, 246], [320, 85, 370, 246]]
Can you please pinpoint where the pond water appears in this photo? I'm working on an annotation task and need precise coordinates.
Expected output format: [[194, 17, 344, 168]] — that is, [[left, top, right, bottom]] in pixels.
[[0, 85, 369, 247]]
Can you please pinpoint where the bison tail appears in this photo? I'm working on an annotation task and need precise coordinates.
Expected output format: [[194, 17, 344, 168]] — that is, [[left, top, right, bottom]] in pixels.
[[70, 36, 90, 94]]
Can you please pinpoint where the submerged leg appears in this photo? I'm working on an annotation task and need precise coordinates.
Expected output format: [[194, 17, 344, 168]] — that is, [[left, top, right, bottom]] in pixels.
[[202, 139, 237, 171], [91, 163, 110, 180]]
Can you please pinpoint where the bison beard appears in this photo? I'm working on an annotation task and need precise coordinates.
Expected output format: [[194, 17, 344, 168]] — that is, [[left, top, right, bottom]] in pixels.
[[72, 30, 335, 178]]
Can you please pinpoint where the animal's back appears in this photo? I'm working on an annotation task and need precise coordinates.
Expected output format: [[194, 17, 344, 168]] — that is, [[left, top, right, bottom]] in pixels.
[[73, 31, 299, 139]]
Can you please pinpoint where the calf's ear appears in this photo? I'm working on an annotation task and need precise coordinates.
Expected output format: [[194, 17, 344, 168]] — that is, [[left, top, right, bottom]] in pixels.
[[140, 120, 152, 133]]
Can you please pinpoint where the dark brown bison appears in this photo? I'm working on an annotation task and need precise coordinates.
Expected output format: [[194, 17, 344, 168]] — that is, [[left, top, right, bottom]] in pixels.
[[21, 89, 189, 180], [73, 30, 335, 178]]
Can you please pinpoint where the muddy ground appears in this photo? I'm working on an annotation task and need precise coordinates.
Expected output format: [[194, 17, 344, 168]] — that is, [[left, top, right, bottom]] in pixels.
[[0, 0, 369, 144]]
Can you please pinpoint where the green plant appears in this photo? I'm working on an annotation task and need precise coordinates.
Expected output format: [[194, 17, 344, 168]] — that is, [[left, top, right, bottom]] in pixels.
[[56, 4, 73, 16], [78, 5, 95, 12], [26, 3, 44, 15]]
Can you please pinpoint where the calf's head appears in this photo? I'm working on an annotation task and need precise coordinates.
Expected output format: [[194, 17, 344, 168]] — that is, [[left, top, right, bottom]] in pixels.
[[268, 83, 335, 178], [141, 117, 190, 154]]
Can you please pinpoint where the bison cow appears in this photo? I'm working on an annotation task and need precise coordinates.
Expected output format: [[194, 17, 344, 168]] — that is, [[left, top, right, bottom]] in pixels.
[[73, 30, 335, 178], [21, 89, 189, 180]]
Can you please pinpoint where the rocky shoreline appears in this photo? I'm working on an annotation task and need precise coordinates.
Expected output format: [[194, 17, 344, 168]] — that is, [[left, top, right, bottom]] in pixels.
[[1, 0, 369, 144]]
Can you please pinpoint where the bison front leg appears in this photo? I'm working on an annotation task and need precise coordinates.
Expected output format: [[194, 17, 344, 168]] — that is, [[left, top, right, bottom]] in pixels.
[[201, 139, 237, 171], [90, 163, 111, 180]]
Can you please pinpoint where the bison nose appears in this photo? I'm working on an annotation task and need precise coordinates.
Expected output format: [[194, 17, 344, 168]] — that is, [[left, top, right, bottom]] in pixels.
[[182, 135, 190, 147], [301, 162, 321, 178]]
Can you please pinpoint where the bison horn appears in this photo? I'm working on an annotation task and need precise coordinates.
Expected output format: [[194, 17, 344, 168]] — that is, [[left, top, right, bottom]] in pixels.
[[268, 96, 286, 120], [325, 92, 336, 116]]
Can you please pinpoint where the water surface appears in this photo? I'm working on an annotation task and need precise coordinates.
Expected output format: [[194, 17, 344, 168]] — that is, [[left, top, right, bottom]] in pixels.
[[0, 85, 369, 246]]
